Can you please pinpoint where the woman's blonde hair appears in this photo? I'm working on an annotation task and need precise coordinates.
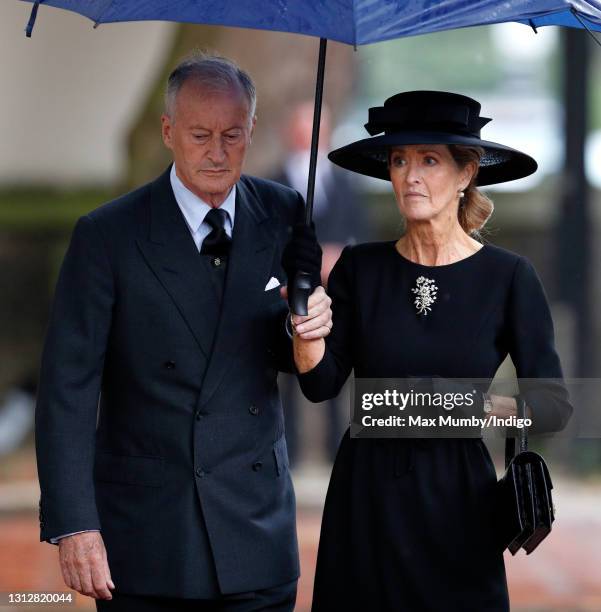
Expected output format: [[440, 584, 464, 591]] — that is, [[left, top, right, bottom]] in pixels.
[[448, 145, 493, 237]]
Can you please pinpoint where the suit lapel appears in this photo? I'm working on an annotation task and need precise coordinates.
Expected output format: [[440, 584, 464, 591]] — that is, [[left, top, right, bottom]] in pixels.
[[198, 177, 277, 407], [135, 167, 219, 358]]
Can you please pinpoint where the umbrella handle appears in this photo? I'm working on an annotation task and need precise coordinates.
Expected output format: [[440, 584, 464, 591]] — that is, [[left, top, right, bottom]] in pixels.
[[289, 272, 312, 317]]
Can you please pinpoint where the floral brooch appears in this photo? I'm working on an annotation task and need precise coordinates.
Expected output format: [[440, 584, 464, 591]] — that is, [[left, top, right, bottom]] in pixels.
[[411, 276, 438, 315]]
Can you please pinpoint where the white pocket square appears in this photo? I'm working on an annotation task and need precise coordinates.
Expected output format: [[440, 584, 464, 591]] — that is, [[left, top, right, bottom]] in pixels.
[[264, 276, 281, 291]]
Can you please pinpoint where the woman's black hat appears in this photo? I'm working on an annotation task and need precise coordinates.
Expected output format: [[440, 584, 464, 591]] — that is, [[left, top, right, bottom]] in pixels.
[[328, 91, 537, 186]]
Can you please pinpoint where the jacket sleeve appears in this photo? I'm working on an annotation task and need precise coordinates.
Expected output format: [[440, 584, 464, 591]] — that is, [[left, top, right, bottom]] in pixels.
[[507, 256, 573, 434], [297, 245, 355, 402], [36, 215, 114, 542]]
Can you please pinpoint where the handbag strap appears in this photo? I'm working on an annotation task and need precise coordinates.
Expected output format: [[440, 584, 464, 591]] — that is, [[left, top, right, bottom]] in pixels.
[[504, 396, 529, 469]]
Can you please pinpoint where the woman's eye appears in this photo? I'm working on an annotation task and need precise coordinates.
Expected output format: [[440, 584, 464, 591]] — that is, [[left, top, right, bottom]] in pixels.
[[424, 156, 437, 165], [391, 157, 405, 167]]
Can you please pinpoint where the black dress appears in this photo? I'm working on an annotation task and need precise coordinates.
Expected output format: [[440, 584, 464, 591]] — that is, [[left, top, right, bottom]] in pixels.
[[297, 241, 572, 612]]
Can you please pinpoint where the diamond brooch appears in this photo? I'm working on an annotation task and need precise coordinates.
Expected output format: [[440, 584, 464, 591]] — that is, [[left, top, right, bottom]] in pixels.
[[412, 276, 438, 315]]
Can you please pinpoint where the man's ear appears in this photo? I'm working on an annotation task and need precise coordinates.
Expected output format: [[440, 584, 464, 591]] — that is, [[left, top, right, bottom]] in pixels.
[[249, 115, 257, 143], [161, 114, 173, 149]]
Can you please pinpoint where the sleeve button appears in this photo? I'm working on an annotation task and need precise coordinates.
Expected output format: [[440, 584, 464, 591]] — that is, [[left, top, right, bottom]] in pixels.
[[252, 462, 263, 472]]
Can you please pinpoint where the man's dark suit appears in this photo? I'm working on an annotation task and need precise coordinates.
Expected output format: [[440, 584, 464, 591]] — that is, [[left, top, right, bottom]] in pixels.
[[35, 167, 302, 598]]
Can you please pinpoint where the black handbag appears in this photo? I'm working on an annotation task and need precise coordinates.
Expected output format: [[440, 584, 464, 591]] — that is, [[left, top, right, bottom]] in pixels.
[[496, 396, 555, 555]]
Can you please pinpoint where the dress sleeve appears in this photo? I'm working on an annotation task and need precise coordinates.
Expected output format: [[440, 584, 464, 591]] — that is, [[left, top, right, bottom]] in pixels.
[[507, 256, 573, 434], [297, 245, 355, 402]]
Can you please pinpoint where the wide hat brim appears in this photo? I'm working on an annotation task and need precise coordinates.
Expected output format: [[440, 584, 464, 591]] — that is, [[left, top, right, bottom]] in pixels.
[[328, 131, 538, 186]]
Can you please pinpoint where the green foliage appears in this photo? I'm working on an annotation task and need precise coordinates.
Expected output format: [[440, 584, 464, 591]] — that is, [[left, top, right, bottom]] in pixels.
[[0, 188, 113, 233]]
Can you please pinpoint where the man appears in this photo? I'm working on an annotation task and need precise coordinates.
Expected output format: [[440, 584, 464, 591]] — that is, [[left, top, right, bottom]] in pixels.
[[35, 53, 331, 611]]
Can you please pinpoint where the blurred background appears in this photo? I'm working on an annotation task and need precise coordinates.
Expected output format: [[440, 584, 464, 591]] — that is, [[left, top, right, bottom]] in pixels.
[[1, 2, 601, 610]]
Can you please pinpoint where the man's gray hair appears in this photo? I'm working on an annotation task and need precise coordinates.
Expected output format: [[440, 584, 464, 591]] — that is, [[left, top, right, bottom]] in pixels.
[[165, 52, 256, 123]]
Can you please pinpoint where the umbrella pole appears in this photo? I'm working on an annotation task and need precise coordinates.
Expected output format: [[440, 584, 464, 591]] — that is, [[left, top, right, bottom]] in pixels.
[[290, 37, 328, 316], [305, 37, 328, 223]]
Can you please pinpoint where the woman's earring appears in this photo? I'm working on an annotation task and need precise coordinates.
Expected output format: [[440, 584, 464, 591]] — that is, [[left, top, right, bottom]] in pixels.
[[458, 190, 465, 199]]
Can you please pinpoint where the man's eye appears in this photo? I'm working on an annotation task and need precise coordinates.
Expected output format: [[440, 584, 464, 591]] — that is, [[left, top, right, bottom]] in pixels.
[[193, 134, 209, 141], [225, 133, 241, 141]]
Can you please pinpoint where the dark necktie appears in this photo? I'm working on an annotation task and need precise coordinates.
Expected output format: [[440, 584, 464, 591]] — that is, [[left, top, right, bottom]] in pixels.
[[200, 208, 231, 256]]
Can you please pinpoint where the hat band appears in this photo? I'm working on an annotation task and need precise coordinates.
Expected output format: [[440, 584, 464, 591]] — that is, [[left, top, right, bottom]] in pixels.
[[364, 105, 491, 138]]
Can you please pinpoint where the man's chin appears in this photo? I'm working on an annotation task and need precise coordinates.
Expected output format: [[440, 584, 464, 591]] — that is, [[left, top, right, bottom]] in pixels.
[[190, 177, 238, 204]]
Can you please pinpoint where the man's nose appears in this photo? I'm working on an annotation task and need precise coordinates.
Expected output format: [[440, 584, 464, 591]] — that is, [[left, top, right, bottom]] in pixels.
[[207, 137, 226, 164]]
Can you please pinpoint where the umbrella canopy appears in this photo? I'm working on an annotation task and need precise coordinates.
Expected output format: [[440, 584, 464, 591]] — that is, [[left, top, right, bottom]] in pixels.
[[19, 0, 601, 314], [19, 0, 601, 42]]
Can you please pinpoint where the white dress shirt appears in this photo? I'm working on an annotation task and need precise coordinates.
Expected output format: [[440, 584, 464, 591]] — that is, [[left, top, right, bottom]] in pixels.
[[169, 164, 235, 250]]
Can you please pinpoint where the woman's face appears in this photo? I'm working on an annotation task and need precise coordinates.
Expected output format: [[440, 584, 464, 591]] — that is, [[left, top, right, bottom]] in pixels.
[[389, 144, 473, 224]]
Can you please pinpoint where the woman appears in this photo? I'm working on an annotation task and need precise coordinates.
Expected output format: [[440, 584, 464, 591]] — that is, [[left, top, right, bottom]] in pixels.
[[284, 91, 573, 611]]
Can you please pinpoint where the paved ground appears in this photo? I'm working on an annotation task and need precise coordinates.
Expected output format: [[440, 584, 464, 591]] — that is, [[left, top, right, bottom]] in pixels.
[[1, 472, 600, 612]]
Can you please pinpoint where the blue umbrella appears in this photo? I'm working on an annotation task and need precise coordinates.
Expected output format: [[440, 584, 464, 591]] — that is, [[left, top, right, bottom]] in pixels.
[[20, 0, 601, 313], [20, 0, 601, 44]]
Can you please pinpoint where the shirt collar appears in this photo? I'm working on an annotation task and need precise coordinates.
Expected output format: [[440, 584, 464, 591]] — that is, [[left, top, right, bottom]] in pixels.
[[170, 164, 236, 233]]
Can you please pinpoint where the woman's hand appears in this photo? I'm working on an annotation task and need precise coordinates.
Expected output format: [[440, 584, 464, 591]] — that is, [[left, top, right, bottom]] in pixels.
[[289, 286, 332, 340], [489, 394, 533, 419], [281, 285, 332, 373]]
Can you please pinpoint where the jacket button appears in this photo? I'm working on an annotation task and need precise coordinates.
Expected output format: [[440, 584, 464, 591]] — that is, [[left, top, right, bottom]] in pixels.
[[196, 410, 206, 420], [196, 468, 206, 478], [249, 405, 259, 416], [165, 360, 176, 369], [212, 257, 222, 267], [252, 462, 263, 472]]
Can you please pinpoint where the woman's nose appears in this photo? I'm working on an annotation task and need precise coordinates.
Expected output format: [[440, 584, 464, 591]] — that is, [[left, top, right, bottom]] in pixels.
[[405, 160, 421, 183]]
